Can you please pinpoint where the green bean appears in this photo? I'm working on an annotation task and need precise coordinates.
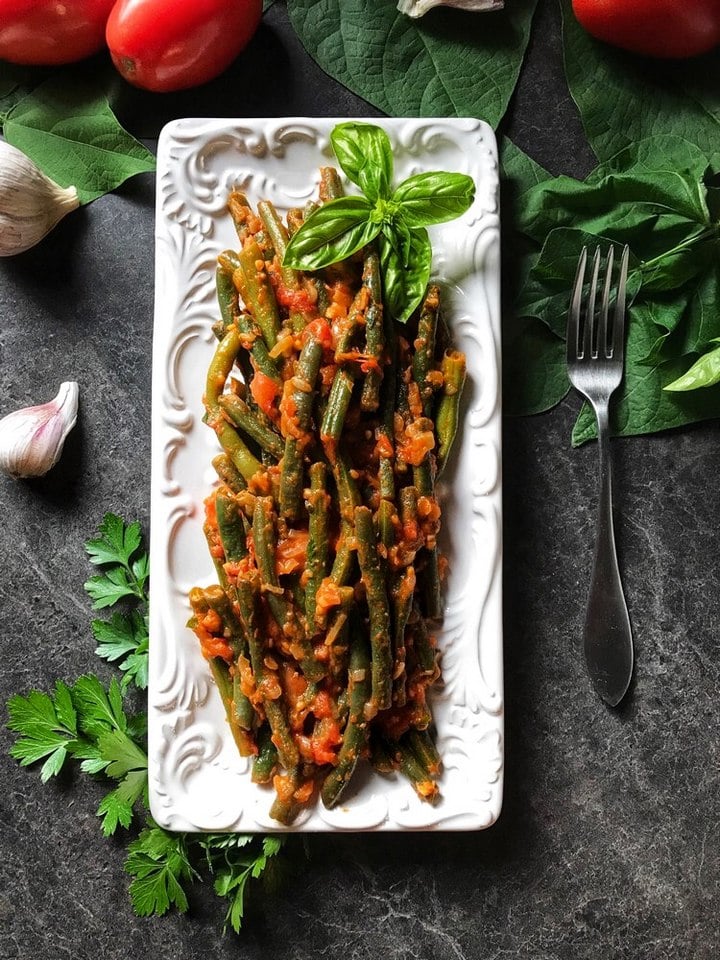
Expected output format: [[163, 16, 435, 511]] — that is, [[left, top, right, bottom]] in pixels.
[[216, 265, 236, 333], [354, 506, 392, 714], [212, 453, 246, 493], [233, 563, 299, 771], [216, 489, 249, 562], [196, 585, 254, 732], [412, 285, 440, 416], [304, 462, 330, 631], [218, 393, 284, 460], [252, 497, 322, 680], [279, 335, 324, 521], [395, 738, 439, 802], [334, 282, 369, 359], [234, 310, 282, 386], [227, 191, 253, 243], [407, 728, 441, 777], [319, 166, 344, 202], [258, 200, 310, 334], [320, 631, 371, 808], [436, 349, 467, 471], [207, 657, 254, 757], [251, 497, 292, 635], [234, 239, 281, 349], [251, 725, 278, 784], [410, 605, 437, 675], [418, 549, 442, 622], [286, 208, 304, 236], [390, 566, 415, 706], [320, 369, 354, 464], [205, 327, 263, 482], [370, 737, 396, 775], [376, 498, 396, 559], [360, 250, 385, 412], [329, 453, 361, 586]]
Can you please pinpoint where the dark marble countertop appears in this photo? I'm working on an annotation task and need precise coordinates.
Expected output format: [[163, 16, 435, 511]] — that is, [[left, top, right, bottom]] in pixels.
[[1, 3, 718, 958]]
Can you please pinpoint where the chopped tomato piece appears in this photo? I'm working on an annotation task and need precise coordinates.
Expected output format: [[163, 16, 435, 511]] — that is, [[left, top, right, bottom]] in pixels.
[[250, 370, 280, 417]]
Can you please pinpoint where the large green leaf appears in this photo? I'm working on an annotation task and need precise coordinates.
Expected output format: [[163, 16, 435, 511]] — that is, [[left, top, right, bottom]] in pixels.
[[572, 304, 720, 445], [4, 76, 155, 204], [286, 0, 539, 126], [560, 0, 720, 164]]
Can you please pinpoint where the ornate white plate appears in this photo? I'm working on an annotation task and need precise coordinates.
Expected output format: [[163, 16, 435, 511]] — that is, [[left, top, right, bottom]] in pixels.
[[149, 117, 502, 832]]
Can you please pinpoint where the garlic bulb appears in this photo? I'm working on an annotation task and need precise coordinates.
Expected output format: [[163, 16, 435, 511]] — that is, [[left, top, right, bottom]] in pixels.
[[0, 382, 79, 478], [398, 0, 503, 15], [0, 141, 79, 256]]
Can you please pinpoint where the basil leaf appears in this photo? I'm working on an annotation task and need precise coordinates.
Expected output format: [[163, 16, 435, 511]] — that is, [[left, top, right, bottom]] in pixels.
[[283, 196, 379, 270], [664, 342, 720, 392], [287, 0, 538, 127], [330, 122, 393, 201], [4, 77, 155, 204], [379, 227, 432, 324], [392, 172, 475, 228]]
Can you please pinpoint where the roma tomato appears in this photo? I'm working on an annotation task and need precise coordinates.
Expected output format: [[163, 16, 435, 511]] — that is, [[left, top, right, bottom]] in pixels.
[[105, 0, 263, 93], [0, 0, 116, 65], [572, 0, 720, 59]]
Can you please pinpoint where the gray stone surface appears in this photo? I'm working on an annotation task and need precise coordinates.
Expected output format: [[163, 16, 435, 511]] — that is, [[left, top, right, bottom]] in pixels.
[[1, 2, 719, 957]]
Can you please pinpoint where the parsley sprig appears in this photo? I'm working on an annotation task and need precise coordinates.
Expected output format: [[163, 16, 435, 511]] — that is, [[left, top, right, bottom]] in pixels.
[[6, 513, 299, 933]]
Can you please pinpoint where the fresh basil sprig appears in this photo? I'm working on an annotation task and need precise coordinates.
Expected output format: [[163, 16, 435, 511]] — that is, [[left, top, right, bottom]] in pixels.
[[283, 122, 475, 323]]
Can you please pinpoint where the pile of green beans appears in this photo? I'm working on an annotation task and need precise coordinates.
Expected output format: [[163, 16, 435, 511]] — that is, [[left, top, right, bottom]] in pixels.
[[187, 172, 466, 823]]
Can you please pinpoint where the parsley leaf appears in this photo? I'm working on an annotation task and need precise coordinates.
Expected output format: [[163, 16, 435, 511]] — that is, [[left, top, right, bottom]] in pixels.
[[84, 513, 149, 608], [7, 681, 85, 782], [200, 834, 287, 933], [92, 611, 149, 691], [125, 826, 196, 916]]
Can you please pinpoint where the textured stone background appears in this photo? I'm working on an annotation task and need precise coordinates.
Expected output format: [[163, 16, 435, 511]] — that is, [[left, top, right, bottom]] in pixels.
[[1, 3, 719, 958]]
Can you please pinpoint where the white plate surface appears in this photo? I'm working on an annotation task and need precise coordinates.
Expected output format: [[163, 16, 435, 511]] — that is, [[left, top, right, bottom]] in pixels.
[[149, 117, 503, 832]]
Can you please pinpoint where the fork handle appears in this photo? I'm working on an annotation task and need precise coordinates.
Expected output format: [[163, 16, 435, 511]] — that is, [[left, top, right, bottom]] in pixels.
[[584, 402, 634, 706]]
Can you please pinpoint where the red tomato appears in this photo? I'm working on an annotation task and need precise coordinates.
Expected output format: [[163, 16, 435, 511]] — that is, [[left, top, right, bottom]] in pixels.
[[572, 0, 720, 59], [0, 0, 115, 65], [105, 0, 262, 93]]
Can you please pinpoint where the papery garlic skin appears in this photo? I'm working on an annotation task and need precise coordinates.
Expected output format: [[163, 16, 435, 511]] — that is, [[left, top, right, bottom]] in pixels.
[[0, 382, 79, 478], [0, 141, 80, 256], [398, 0, 503, 15]]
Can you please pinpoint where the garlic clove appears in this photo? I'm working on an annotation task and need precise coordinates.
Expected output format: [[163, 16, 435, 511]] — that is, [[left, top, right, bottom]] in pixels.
[[398, 0, 504, 15], [0, 382, 79, 479], [0, 141, 80, 257]]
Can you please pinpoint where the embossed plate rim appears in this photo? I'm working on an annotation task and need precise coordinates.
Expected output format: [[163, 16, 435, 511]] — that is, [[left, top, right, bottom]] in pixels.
[[149, 117, 503, 832]]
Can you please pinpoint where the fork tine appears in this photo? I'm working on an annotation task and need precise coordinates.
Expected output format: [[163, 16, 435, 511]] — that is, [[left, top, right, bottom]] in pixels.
[[583, 247, 601, 359], [612, 244, 630, 361], [567, 246, 587, 361], [597, 245, 614, 358]]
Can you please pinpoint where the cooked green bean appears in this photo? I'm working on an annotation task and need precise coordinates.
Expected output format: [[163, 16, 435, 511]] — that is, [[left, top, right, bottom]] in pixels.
[[204, 327, 263, 482], [218, 393, 284, 460], [279, 334, 324, 521], [354, 506, 392, 714], [412, 285, 440, 416], [360, 250, 384, 412], [320, 631, 371, 809], [436, 349, 467, 471], [305, 462, 330, 631]]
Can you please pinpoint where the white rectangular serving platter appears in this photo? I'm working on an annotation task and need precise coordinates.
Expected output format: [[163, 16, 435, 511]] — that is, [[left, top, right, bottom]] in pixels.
[[148, 117, 503, 832]]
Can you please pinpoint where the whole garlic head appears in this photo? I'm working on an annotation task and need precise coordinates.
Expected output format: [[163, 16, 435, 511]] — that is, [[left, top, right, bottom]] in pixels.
[[0, 141, 80, 256], [398, 0, 504, 15], [0, 382, 79, 478]]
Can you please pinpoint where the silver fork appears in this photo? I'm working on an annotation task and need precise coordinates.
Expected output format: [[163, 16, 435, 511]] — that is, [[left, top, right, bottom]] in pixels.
[[566, 244, 633, 707]]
